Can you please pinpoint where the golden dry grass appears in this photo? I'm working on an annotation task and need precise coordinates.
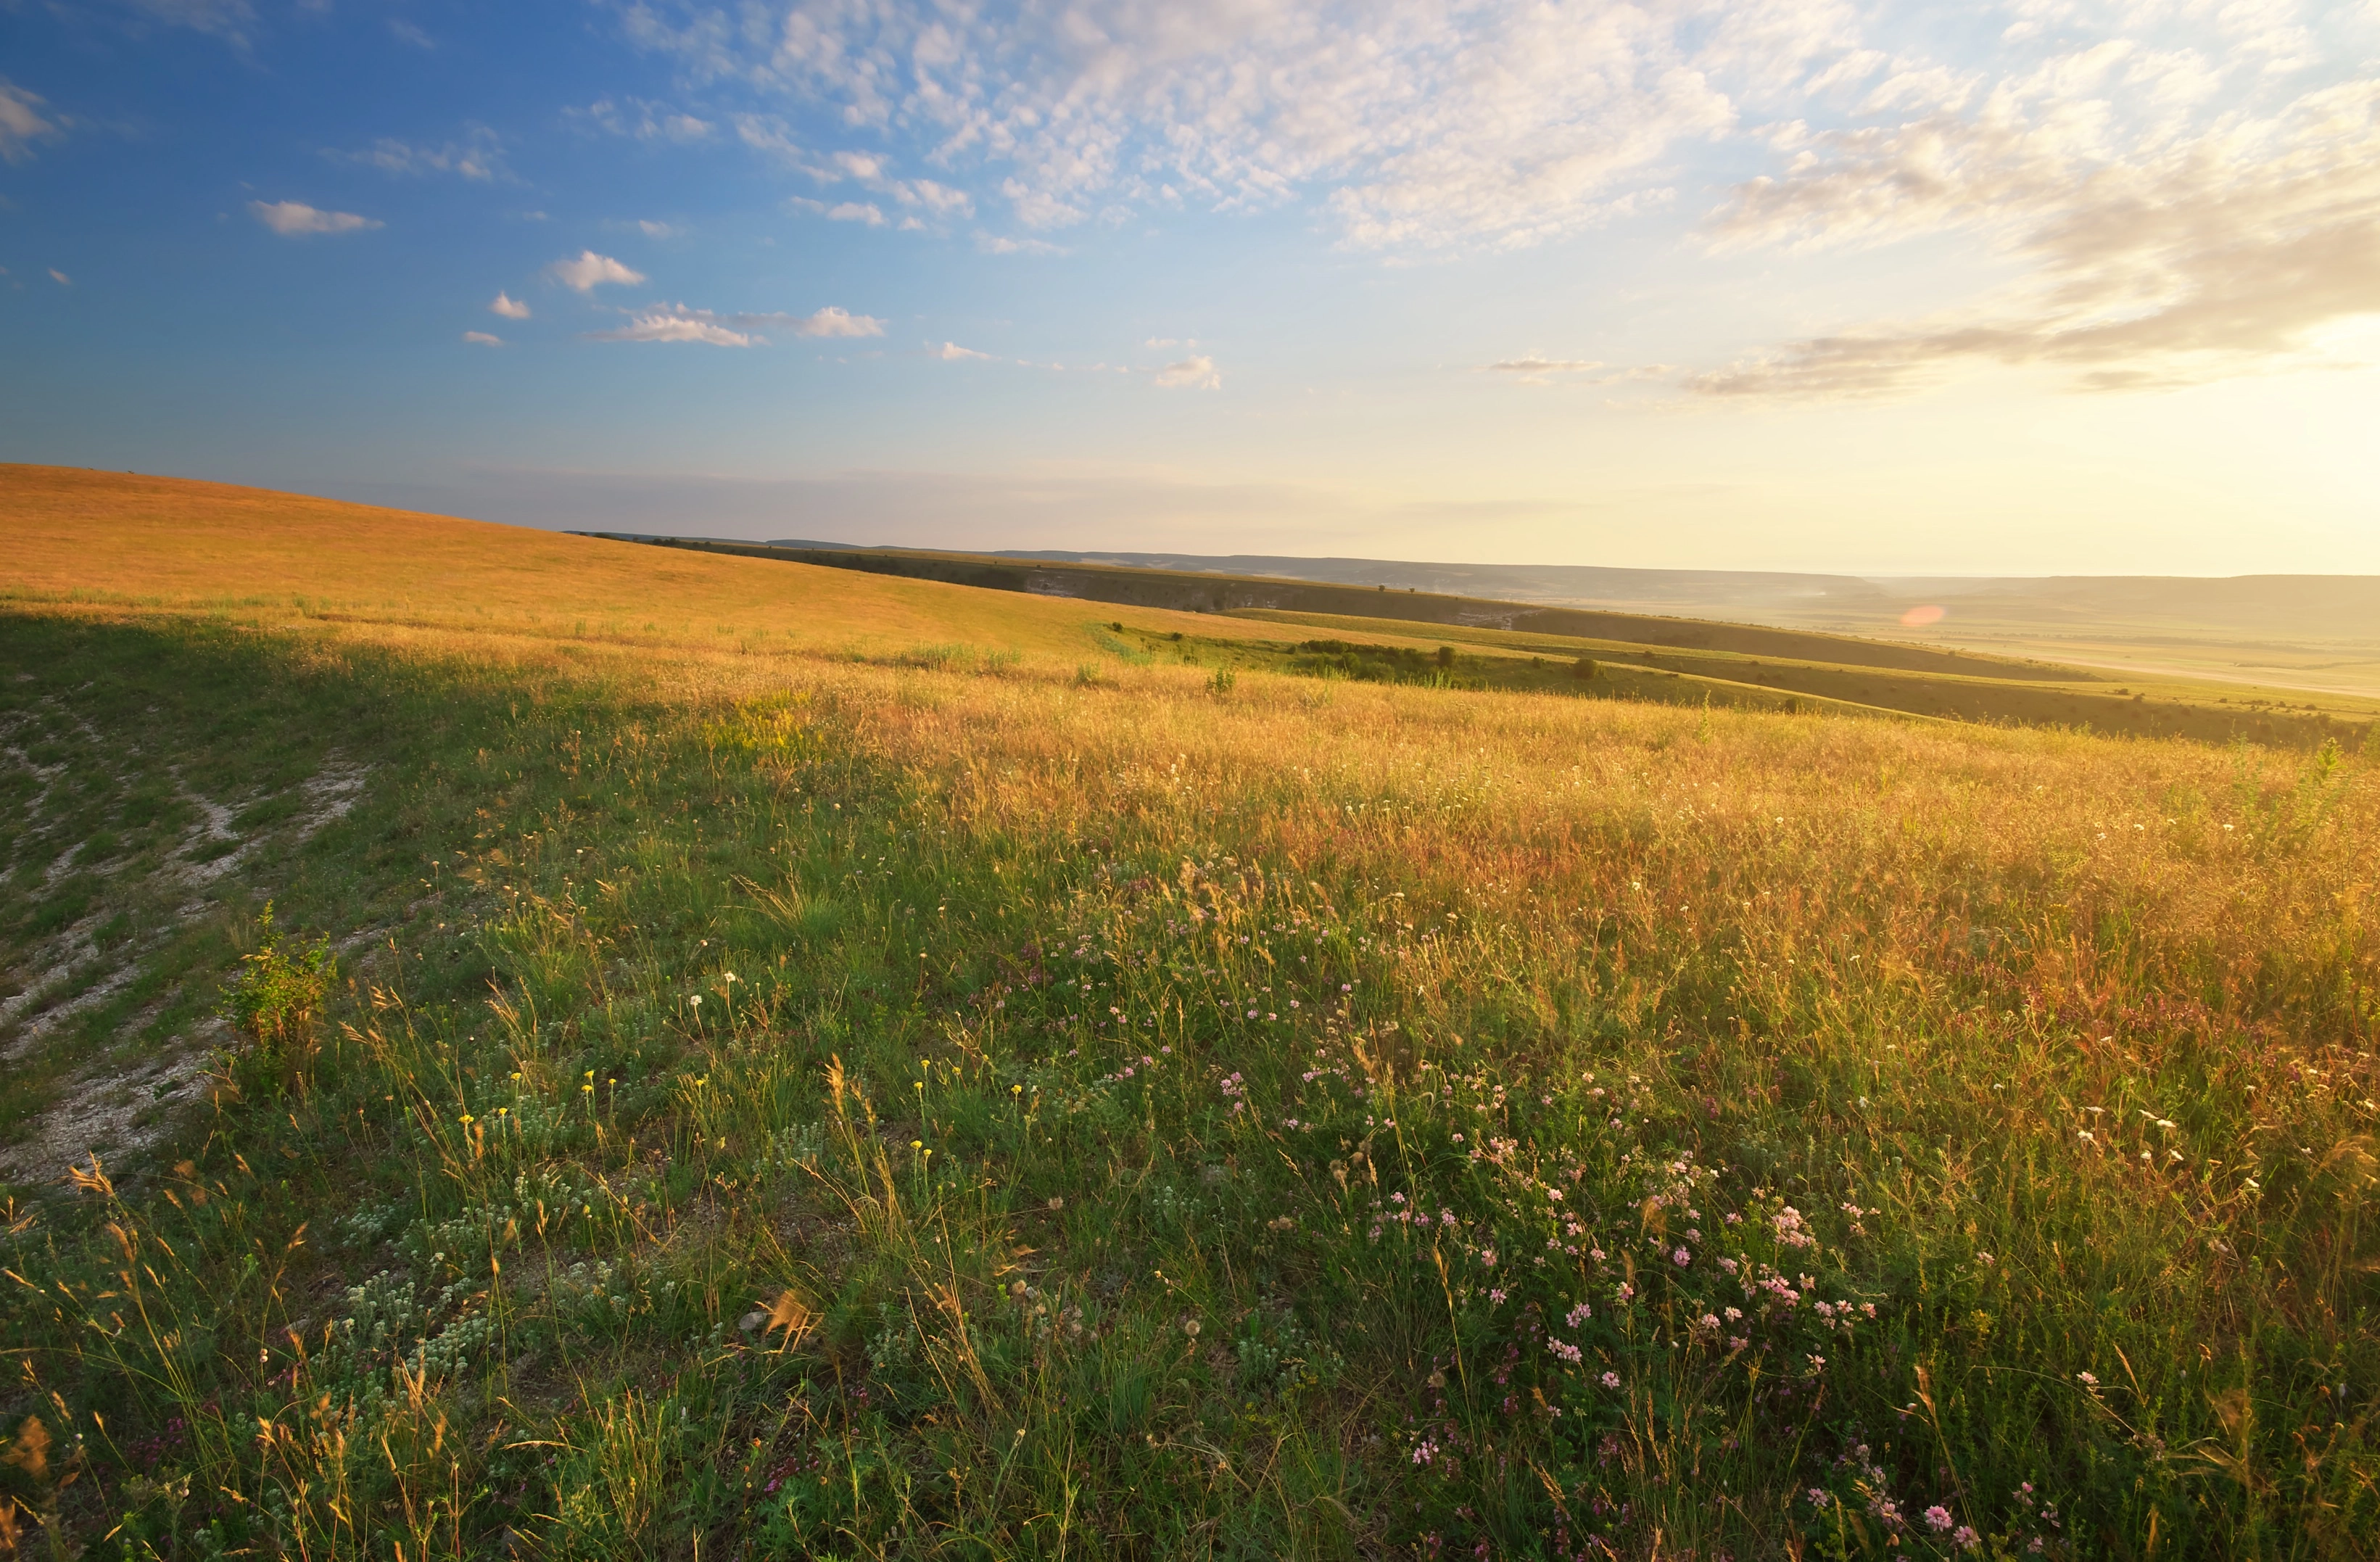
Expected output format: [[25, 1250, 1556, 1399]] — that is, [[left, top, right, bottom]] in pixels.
[[2, 466, 2374, 1559], [0, 463, 1292, 663]]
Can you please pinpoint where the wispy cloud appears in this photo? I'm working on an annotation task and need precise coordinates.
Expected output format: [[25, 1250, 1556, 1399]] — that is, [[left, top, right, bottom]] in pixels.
[[585, 302, 885, 345], [624, 0, 1759, 253], [975, 233, 1067, 257], [930, 342, 991, 361], [49, 268, 71, 286], [547, 251, 645, 291], [0, 81, 65, 165], [1487, 358, 1603, 375], [118, 0, 255, 45], [490, 292, 531, 320], [388, 18, 434, 49], [463, 330, 503, 344], [590, 305, 756, 346], [634, 219, 679, 238], [1693, 77, 2380, 397], [787, 306, 884, 339], [249, 199, 381, 236], [741, 120, 978, 228], [791, 197, 888, 227], [1154, 355, 1221, 390], [337, 125, 506, 181], [569, 96, 712, 144]]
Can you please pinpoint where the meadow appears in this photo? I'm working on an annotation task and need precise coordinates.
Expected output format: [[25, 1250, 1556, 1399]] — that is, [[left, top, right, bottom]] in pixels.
[[1, 466, 2376, 1560]]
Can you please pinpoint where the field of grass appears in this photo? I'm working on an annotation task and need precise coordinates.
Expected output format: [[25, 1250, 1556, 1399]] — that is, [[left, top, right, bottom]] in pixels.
[[605, 533, 2380, 750], [3, 468, 2377, 1560]]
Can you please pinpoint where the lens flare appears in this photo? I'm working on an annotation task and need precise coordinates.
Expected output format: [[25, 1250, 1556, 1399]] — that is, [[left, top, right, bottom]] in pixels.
[[1899, 604, 1946, 627]]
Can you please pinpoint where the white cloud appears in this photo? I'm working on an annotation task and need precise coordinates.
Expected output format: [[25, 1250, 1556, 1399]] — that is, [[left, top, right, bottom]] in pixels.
[[49, 268, 70, 286], [976, 234, 1067, 257], [589, 304, 756, 346], [249, 199, 381, 236], [1693, 78, 2380, 397], [621, 0, 1773, 253], [741, 123, 978, 226], [635, 219, 680, 238], [389, 17, 434, 49], [1487, 358, 1603, 374], [0, 81, 65, 165], [570, 96, 713, 143], [790, 306, 883, 339], [582, 301, 884, 344], [547, 251, 646, 291], [339, 126, 505, 181], [930, 342, 991, 360], [1154, 355, 1221, 390], [120, 0, 255, 44], [786, 197, 889, 226], [895, 179, 972, 218], [463, 330, 503, 344], [490, 292, 531, 320]]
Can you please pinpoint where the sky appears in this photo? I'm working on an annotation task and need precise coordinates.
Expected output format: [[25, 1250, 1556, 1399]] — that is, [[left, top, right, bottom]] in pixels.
[[3, 0, 2378, 575]]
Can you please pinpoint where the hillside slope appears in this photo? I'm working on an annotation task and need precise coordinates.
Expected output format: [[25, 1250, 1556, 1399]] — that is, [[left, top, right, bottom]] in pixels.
[[1, 466, 1266, 664]]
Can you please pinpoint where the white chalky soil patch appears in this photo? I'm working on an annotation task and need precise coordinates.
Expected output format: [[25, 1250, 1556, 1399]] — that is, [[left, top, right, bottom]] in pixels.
[[0, 723, 372, 1183]]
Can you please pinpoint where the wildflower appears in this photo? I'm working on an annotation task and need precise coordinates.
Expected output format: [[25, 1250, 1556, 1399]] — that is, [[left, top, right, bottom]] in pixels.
[[1953, 1526, 1980, 1550], [2077, 1371, 2098, 1387], [1977, 1252, 1993, 1265], [1549, 1339, 1583, 1365], [1600, 1371, 1621, 1389], [1489, 1288, 1508, 1304], [1924, 1506, 1953, 1532], [1672, 1247, 1691, 1267], [1807, 1489, 1831, 1509], [1566, 1302, 1592, 1328]]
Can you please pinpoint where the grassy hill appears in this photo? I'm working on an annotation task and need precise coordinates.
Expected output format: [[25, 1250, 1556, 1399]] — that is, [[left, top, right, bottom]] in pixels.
[[2, 468, 2376, 1559], [591, 532, 2380, 748]]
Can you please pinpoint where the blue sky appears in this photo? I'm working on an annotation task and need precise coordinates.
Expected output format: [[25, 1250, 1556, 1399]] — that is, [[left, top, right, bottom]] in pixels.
[[4, 0, 2379, 574]]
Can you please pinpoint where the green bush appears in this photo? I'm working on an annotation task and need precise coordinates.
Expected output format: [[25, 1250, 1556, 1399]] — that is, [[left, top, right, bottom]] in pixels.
[[217, 903, 334, 1087]]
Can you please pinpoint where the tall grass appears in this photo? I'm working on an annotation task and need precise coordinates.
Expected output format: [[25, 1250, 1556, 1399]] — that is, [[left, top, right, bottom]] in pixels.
[[0, 608, 2373, 1559]]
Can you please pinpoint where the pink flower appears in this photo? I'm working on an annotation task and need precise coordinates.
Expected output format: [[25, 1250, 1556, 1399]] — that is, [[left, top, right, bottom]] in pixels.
[[1953, 1526, 1980, 1551], [1600, 1371, 1621, 1389], [1924, 1505, 1953, 1532], [1672, 1247, 1691, 1267]]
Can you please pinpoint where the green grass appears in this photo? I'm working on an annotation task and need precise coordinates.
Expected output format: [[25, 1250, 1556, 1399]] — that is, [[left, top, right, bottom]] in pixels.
[[0, 600, 2375, 1560]]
